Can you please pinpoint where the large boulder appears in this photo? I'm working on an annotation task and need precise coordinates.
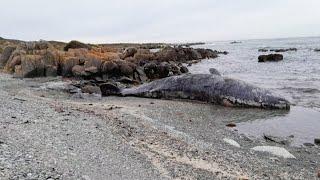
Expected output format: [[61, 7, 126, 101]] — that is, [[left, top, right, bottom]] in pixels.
[[64, 40, 91, 51], [133, 49, 155, 60], [101, 61, 119, 75], [0, 46, 16, 68], [258, 54, 283, 62], [14, 55, 46, 78], [120, 47, 137, 59]]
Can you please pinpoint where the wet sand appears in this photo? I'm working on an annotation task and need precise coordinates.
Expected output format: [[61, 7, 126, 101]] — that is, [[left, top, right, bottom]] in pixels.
[[0, 73, 319, 179]]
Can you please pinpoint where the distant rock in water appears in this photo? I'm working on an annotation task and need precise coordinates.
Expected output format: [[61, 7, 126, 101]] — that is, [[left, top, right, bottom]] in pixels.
[[230, 41, 242, 44], [258, 49, 268, 52], [64, 40, 91, 51], [270, 48, 297, 52], [315, 48, 320, 52], [258, 54, 283, 62]]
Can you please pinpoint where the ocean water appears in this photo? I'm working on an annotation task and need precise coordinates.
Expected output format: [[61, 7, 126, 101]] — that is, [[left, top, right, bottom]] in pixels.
[[189, 37, 320, 146]]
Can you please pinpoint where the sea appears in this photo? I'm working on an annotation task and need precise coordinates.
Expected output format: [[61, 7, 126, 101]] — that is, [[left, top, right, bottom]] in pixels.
[[189, 37, 320, 146]]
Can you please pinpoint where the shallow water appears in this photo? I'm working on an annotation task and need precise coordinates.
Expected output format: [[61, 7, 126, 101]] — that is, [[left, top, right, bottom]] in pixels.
[[189, 37, 320, 146]]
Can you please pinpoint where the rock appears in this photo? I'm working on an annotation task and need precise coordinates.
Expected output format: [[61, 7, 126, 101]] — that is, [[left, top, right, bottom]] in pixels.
[[315, 49, 320, 52], [258, 49, 268, 52], [84, 58, 102, 71], [120, 47, 137, 59], [303, 143, 315, 147], [270, 48, 297, 52], [100, 83, 121, 96], [144, 62, 158, 79], [158, 62, 171, 78], [81, 85, 101, 94], [84, 66, 98, 75], [133, 49, 155, 60], [60, 58, 82, 77], [314, 138, 320, 145], [64, 40, 91, 51], [226, 123, 236, 128], [263, 134, 292, 145], [117, 77, 138, 84], [209, 68, 221, 76], [45, 65, 58, 77], [133, 67, 148, 83], [101, 61, 119, 75], [251, 146, 295, 159], [230, 41, 242, 44], [223, 138, 241, 148], [14, 55, 46, 78], [258, 54, 283, 62], [180, 66, 189, 73], [117, 62, 135, 76], [72, 65, 86, 77], [0, 46, 16, 67]]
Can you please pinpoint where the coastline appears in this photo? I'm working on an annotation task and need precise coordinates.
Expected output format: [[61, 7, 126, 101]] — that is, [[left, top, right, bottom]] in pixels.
[[0, 73, 319, 179]]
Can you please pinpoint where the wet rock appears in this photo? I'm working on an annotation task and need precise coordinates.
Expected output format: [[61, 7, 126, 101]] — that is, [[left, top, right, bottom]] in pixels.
[[209, 68, 221, 76], [263, 134, 292, 145], [303, 143, 315, 147], [258, 54, 283, 62], [64, 40, 91, 51], [226, 123, 236, 128], [100, 83, 121, 96], [81, 85, 101, 94], [270, 48, 297, 52], [315, 49, 320, 52], [179, 66, 189, 73], [0, 46, 16, 67], [223, 138, 240, 148], [258, 49, 268, 52], [314, 138, 320, 145], [120, 47, 137, 59], [251, 146, 295, 159]]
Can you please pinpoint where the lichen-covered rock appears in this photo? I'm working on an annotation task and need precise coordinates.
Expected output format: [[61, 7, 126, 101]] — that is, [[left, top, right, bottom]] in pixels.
[[64, 40, 91, 51]]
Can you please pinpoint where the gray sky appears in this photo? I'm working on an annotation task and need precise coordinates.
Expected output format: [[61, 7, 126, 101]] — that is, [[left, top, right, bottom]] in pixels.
[[1, 0, 319, 43]]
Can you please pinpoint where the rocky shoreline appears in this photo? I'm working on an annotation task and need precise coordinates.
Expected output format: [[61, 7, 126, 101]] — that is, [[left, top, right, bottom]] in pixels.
[[0, 38, 227, 95]]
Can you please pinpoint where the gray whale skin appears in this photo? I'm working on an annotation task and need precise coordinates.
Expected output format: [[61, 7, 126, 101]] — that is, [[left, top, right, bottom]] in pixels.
[[106, 74, 290, 110]]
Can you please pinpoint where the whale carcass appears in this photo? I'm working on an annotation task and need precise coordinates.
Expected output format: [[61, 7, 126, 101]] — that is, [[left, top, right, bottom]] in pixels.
[[100, 74, 290, 110]]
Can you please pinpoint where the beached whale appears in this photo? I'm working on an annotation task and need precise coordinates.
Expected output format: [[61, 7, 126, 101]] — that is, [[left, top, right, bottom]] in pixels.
[[101, 74, 290, 109]]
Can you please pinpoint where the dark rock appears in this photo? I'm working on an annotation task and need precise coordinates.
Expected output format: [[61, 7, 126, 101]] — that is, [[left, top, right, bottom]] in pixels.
[[226, 123, 236, 128], [133, 67, 148, 83], [209, 68, 221, 76], [0, 46, 16, 67], [314, 138, 320, 145], [263, 134, 292, 145], [258, 54, 283, 62], [180, 66, 189, 73], [100, 83, 121, 96], [314, 49, 320, 52], [158, 62, 171, 78], [230, 41, 242, 44], [303, 143, 315, 147], [258, 49, 268, 52], [81, 85, 101, 94], [120, 47, 137, 59], [117, 77, 138, 84], [144, 62, 158, 79], [64, 40, 91, 51], [118, 62, 135, 76], [45, 65, 58, 77], [270, 48, 297, 52]]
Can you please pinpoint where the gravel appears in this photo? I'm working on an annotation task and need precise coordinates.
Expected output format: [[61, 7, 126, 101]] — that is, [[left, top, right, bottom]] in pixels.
[[0, 73, 320, 179]]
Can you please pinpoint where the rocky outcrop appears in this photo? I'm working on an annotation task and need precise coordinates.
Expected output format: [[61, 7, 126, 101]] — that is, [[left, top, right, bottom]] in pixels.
[[258, 54, 283, 62], [0, 46, 16, 68], [270, 48, 297, 52], [120, 47, 137, 59], [64, 40, 91, 51]]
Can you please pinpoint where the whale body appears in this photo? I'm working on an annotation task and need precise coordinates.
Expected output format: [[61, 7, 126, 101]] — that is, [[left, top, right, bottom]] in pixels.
[[101, 74, 290, 110]]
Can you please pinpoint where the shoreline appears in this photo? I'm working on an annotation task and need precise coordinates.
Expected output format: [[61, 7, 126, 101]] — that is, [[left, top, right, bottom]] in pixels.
[[0, 73, 319, 179]]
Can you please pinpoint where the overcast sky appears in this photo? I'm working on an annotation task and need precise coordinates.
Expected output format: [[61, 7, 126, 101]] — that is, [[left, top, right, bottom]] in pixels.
[[1, 0, 319, 43]]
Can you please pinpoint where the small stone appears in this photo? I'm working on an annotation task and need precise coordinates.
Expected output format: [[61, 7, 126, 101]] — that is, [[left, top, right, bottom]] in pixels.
[[251, 146, 295, 159], [11, 116, 16, 119], [223, 138, 241, 148], [226, 123, 236, 128], [150, 102, 154, 104], [314, 138, 320, 145]]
